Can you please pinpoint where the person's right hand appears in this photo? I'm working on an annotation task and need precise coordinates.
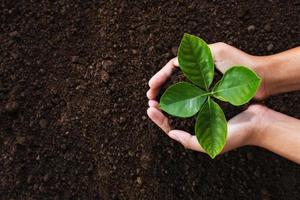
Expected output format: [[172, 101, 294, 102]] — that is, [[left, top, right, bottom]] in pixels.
[[147, 42, 268, 101], [208, 42, 268, 100]]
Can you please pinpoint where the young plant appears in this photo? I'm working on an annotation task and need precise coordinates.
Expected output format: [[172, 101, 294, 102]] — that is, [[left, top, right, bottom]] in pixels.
[[160, 33, 261, 158]]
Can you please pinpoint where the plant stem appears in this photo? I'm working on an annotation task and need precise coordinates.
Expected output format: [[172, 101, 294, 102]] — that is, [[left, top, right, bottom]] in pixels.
[[207, 91, 215, 96]]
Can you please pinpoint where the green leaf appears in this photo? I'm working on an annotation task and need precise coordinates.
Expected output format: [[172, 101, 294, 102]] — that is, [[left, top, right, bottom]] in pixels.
[[178, 33, 214, 90], [212, 66, 261, 106], [195, 98, 227, 158], [160, 82, 208, 118]]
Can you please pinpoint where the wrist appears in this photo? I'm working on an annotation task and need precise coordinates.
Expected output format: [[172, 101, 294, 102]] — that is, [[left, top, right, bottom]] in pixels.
[[245, 105, 270, 146], [253, 53, 294, 98], [249, 55, 272, 99]]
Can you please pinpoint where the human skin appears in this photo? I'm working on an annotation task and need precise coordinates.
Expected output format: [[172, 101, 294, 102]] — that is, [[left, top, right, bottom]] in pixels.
[[146, 43, 300, 164]]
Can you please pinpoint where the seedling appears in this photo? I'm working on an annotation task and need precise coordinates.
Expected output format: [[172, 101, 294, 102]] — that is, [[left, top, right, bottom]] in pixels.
[[160, 33, 261, 158]]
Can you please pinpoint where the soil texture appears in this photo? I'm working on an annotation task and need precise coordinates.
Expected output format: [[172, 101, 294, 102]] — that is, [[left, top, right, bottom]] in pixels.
[[1, 0, 300, 199]]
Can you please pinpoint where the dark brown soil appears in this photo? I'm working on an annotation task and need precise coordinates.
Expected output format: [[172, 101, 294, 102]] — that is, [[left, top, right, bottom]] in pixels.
[[1, 0, 300, 199]]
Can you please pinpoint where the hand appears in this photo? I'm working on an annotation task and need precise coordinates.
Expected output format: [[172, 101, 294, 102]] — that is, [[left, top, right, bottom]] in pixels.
[[206, 42, 268, 100], [147, 102, 268, 154], [146, 42, 269, 154], [146, 43, 268, 101]]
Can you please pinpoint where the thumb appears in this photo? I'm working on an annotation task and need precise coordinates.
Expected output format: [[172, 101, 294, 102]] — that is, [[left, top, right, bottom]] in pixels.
[[208, 42, 226, 62]]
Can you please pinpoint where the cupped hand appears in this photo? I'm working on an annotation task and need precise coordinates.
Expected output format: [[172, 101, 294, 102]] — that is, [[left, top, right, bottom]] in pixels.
[[147, 102, 267, 154], [146, 43, 267, 101], [146, 42, 268, 154]]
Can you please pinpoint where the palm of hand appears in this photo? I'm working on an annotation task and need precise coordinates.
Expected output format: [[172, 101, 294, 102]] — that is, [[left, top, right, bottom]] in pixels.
[[211, 43, 267, 99]]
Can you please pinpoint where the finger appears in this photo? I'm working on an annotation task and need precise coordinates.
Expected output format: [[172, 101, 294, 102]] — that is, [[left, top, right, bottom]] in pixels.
[[148, 100, 159, 108], [147, 58, 178, 100], [147, 107, 171, 133], [148, 57, 179, 89], [169, 128, 244, 155], [146, 88, 159, 100], [208, 43, 220, 62], [169, 127, 245, 155], [169, 128, 242, 155], [168, 130, 205, 152]]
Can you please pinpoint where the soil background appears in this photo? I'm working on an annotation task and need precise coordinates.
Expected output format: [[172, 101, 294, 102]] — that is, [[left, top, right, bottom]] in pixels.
[[1, 0, 300, 199]]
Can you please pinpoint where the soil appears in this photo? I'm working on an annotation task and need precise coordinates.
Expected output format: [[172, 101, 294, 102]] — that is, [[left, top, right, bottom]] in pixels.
[[1, 0, 300, 199]]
